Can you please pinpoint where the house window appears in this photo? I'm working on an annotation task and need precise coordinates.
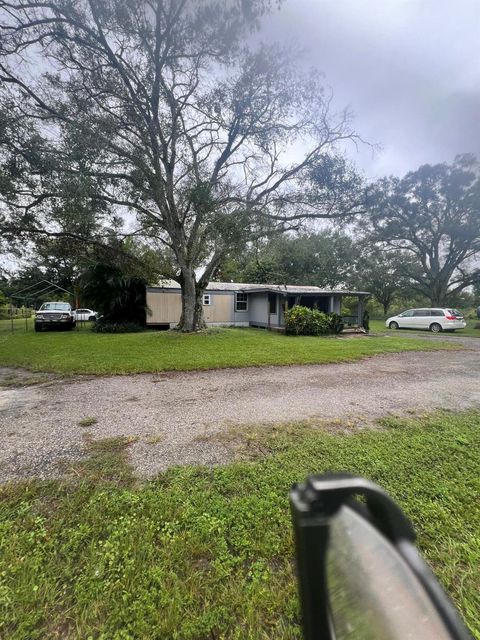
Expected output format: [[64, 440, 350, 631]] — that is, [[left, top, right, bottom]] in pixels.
[[268, 293, 277, 315], [235, 292, 248, 312], [203, 294, 211, 306]]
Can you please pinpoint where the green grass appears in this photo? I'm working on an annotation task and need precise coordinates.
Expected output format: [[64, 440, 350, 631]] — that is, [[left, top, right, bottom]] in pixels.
[[370, 317, 480, 337], [0, 411, 478, 639], [0, 320, 456, 375], [77, 416, 98, 428]]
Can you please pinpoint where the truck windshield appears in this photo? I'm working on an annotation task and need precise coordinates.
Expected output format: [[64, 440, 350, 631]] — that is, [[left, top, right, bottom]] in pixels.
[[40, 303, 70, 311]]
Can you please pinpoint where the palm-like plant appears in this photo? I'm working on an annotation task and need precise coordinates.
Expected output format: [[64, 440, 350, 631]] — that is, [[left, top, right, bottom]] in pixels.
[[80, 263, 147, 325]]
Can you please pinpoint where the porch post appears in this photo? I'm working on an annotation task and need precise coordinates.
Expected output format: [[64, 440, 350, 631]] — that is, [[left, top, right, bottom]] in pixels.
[[357, 296, 364, 328], [280, 294, 287, 327]]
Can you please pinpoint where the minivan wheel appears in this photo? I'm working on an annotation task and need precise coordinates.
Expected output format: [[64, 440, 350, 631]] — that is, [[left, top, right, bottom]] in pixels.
[[389, 321, 399, 330], [430, 323, 442, 333]]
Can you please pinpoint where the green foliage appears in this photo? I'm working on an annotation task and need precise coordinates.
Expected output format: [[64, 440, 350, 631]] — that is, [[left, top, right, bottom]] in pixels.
[[77, 416, 98, 428], [0, 411, 479, 638], [220, 230, 358, 288], [0, 322, 456, 375], [351, 246, 416, 315], [80, 263, 147, 325], [285, 306, 344, 336], [365, 155, 480, 306], [0, 1, 364, 332], [329, 312, 345, 334], [92, 322, 145, 334], [362, 310, 370, 332], [68, 436, 137, 485]]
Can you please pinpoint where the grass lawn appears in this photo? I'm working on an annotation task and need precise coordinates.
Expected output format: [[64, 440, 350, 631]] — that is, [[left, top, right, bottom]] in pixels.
[[0, 411, 479, 639], [0, 319, 456, 375], [370, 317, 480, 338]]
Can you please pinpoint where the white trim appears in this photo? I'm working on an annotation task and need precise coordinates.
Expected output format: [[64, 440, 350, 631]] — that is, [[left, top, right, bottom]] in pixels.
[[202, 293, 212, 306], [235, 291, 248, 312]]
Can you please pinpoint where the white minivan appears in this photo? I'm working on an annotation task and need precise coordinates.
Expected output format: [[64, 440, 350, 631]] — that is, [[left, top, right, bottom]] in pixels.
[[386, 308, 466, 333]]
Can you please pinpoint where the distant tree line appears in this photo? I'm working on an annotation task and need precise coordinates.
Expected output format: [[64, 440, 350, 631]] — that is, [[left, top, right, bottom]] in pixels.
[[2, 153, 480, 319]]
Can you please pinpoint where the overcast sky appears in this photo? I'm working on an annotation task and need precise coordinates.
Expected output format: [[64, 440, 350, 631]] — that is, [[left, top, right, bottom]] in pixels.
[[262, 0, 480, 179]]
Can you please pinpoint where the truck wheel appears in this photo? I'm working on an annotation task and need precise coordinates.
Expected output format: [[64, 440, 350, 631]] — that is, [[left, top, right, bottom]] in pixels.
[[34, 323, 42, 332], [88, 315, 96, 321]]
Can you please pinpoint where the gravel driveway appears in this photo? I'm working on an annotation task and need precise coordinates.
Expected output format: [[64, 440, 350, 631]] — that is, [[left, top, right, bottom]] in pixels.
[[1, 337, 479, 481]]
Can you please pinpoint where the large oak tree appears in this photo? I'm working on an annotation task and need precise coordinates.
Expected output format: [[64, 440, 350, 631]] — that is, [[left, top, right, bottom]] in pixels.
[[366, 155, 480, 307], [0, 0, 363, 330]]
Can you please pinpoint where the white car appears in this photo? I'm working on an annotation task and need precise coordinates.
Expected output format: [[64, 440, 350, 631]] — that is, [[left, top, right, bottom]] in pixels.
[[386, 308, 466, 333], [74, 308, 98, 322]]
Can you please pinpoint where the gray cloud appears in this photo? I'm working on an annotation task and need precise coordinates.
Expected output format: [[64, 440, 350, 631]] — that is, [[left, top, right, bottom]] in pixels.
[[262, 0, 480, 177]]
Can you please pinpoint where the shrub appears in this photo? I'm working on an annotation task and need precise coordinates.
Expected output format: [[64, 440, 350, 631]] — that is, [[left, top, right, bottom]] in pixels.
[[362, 310, 370, 333], [285, 306, 343, 336], [80, 263, 147, 326], [92, 322, 144, 333], [329, 312, 345, 335]]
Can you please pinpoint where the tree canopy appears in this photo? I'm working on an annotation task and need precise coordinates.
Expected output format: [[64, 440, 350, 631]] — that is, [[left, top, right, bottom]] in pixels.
[[0, 0, 364, 330], [365, 155, 480, 306], [219, 230, 358, 288]]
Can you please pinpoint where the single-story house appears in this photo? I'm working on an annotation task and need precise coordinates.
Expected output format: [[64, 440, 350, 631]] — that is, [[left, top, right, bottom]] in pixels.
[[146, 280, 370, 330]]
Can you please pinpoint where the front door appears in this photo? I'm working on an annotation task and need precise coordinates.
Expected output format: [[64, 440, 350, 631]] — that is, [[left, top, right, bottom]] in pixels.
[[397, 309, 414, 328]]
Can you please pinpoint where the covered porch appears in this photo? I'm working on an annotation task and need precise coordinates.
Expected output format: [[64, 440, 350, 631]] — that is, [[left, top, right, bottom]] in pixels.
[[280, 291, 369, 330], [245, 285, 370, 331]]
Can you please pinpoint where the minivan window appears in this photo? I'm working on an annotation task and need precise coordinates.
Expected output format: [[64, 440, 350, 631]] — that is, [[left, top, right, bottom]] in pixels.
[[399, 310, 414, 317], [413, 309, 430, 317]]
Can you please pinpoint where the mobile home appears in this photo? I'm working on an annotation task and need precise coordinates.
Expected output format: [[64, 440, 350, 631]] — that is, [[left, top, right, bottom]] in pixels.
[[146, 281, 369, 330]]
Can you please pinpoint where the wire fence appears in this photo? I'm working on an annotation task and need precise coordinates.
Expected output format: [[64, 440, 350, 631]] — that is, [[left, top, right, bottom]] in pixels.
[[2, 306, 95, 333]]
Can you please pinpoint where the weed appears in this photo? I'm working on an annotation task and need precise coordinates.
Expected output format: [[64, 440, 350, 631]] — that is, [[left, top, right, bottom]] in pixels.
[[77, 416, 98, 428], [145, 434, 163, 444], [67, 435, 138, 485]]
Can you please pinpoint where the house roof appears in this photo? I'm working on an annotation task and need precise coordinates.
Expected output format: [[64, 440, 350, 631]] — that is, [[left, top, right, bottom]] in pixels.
[[151, 279, 369, 296]]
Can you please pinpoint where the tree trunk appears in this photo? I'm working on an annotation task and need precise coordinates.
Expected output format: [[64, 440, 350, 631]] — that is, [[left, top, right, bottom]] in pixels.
[[430, 281, 448, 307], [193, 288, 207, 331], [176, 268, 207, 332]]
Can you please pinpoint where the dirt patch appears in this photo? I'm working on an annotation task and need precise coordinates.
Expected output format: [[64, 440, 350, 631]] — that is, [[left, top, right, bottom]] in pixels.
[[0, 367, 60, 388]]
